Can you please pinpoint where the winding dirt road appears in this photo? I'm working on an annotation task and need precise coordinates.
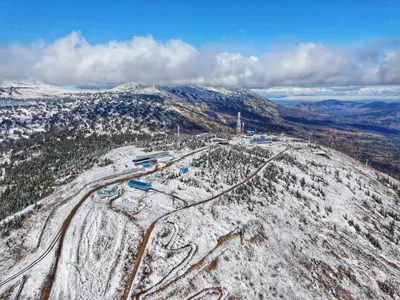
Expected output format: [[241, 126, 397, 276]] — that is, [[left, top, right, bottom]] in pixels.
[[124, 144, 290, 300], [187, 287, 225, 300], [0, 146, 210, 297], [39, 146, 210, 300], [1, 142, 290, 300]]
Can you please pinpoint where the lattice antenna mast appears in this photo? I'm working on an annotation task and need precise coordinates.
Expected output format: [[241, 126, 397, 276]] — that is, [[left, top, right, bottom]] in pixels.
[[236, 112, 242, 135]]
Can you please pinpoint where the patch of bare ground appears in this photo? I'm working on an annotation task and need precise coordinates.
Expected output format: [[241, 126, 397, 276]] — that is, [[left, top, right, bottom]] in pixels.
[[248, 229, 266, 245], [299, 258, 376, 299], [0, 283, 15, 300], [205, 258, 218, 272], [12, 244, 27, 265]]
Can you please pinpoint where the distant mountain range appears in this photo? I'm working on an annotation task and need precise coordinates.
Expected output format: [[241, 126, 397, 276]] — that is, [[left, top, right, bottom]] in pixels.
[[281, 99, 400, 132], [294, 99, 400, 113], [1, 81, 399, 135], [1, 81, 399, 134], [0, 80, 292, 134], [0, 81, 399, 179]]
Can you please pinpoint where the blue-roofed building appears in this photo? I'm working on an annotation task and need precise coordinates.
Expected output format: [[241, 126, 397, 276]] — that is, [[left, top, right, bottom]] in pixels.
[[180, 167, 189, 173], [128, 180, 151, 191], [143, 162, 151, 168]]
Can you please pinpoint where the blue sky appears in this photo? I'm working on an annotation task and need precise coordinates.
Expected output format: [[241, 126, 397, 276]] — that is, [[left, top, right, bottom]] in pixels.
[[2, 0, 399, 49], [0, 0, 399, 90]]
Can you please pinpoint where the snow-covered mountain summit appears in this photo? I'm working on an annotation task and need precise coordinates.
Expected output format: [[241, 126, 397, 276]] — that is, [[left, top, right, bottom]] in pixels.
[[0, 80, 286, 136], [112, 82, 262, 100], [0, 80, 76, 99], [0, 80, 263, 102], [111, 83, 168, 96]]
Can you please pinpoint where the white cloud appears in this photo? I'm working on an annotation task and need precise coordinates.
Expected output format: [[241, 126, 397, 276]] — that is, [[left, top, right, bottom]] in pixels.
[[1, 31, 400, 88]]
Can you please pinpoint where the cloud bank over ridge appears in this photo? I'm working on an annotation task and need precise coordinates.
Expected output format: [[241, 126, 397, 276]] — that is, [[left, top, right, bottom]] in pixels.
[[1, 31, 400, 88]]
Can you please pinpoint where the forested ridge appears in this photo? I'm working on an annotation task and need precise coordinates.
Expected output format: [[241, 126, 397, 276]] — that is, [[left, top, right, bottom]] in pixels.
[[0, 128, 229, 222]]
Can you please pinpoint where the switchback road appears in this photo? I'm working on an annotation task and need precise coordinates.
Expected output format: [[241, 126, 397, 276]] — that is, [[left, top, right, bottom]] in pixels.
[[0, 146, 210, 297], [124, 144, 291, 300]]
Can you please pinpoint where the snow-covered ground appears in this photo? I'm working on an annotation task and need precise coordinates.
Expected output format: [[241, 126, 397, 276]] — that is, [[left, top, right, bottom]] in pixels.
[[0, 137, 399, 299], [0, 80, 81, 100]]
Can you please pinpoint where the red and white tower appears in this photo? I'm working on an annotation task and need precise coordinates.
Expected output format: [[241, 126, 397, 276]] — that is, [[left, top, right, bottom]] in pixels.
[[236, 112, 243, 135]]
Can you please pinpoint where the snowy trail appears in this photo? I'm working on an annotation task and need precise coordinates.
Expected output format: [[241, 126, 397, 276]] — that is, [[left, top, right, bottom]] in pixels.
[[151, 188, 188, 207], [187, 287, 226, 300], [134, 222, 197, 299], [11, 275, 27, 300], [0, 229, 62, 288], [124, 144, 291, 300], [143, 229, 239, 299]]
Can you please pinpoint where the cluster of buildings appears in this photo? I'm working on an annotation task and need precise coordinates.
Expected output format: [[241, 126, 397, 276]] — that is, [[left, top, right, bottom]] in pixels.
[[127, 151, 189, 191], [96, 123, 271, 198], [236, 112, 272, 144]]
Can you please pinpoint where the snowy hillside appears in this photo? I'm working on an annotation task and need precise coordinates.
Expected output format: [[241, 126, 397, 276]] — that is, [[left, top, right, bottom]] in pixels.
[[0, 80, 268, 105], [0, 81, 287, 141], [111, 83, 169, 96], [0, 136, 399, 299], [0, 80, 78, 99]]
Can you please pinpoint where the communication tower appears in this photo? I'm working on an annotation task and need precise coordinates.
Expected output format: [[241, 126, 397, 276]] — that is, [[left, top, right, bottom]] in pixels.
[[236, 112, 243, 135]]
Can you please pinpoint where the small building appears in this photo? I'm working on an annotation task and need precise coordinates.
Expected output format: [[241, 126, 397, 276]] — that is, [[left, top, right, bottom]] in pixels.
[[250, 136, 272, 144], [97, 186, 118, 197], [157, 162, 167, 170], [134, 151, 169, 163], [246, 130, 255, 136], [143, 162, 151, 168], [313, 150, 330, 158], [192, 157, 200, 162], [128, 180, 151, 191], [180, 167, 189, 173]]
